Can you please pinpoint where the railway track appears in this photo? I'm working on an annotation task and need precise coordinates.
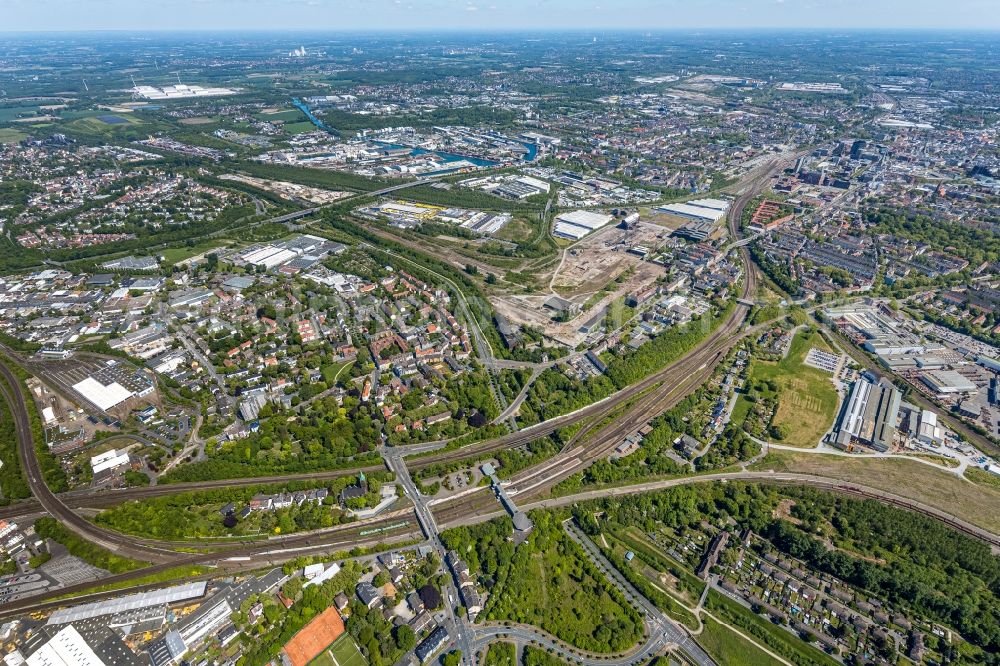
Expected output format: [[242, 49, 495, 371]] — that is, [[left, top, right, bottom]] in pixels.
[[19, 154, 997, 621], [433, 472, 1000, 552], [0, 514, 423, 620], [429, 158, 772, 524], [0, 464, 387, 521], [0, 359, 180, 564]]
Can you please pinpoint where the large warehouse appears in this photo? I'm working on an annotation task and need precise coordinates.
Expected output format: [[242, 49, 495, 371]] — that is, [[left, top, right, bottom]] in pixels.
[[920, 370, 977, 395], [72, 376, 135, 411], [553, 210, 614, 240], [71, 363, 154, 412], [655, 198, 731, 222], [833, 373, 901, 452]]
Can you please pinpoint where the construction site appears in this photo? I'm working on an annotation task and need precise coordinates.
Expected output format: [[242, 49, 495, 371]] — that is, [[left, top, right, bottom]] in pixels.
[[493, 220, 672, 347]]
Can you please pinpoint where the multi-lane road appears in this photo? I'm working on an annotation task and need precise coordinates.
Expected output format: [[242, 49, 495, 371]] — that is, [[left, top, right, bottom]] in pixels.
[[5, 155, 999, 666]]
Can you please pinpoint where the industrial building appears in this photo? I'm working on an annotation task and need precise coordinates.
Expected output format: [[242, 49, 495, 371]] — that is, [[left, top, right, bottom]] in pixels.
[[145, 570, 282, 666], [47, 582, 207, 627], [655, 198, 731, 223], [824, 304, 930, 357], [236, 235, 342, 272], [920, 370, 977, 395], [167, 288, 214, 310], [977, 356, 1000, 373], [552, 210, 614, 240], [833, 373, 902, 452], [90, 448, 132, 484], [132, 84, 238, 99], [18, 624, 145, 666], [917, 410, 944, 446], [71, 362, 154, 412]]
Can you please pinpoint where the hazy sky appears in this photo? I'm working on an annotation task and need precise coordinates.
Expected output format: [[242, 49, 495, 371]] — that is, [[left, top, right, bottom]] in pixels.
[[4, 0, 1000, 32]]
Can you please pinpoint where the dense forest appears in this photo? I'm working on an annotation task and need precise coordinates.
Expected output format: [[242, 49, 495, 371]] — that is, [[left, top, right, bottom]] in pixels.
[[573, 482, 1000, 658], [442, 513, 644, 654]]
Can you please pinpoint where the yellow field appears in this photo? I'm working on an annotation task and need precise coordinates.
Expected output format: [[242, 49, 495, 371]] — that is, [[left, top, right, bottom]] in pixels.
[[754, 450, 1000, 534], [751, 329, 840, 448]]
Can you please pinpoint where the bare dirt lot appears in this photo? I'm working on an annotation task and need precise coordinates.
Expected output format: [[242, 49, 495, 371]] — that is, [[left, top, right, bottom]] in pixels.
[[493, 223, 669, 346]]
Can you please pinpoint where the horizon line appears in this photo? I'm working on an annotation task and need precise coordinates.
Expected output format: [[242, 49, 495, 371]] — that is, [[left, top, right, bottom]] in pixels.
[[3, 26, 1000, 35]]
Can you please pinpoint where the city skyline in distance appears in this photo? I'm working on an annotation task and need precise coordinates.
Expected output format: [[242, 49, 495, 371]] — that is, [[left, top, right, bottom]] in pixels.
[[3, 0, 1000, 32]]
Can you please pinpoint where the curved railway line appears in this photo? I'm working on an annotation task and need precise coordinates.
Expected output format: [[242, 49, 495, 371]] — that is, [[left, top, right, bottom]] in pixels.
[[6, 155, 1000, 625]]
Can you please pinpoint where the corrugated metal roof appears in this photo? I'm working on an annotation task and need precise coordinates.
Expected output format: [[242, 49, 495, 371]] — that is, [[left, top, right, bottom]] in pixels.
[[48, 582, 206, 625]]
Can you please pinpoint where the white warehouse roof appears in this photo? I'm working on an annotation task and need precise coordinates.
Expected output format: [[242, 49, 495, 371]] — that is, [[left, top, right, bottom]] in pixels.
[[241, 245, 281, 263], [91, 449, 130, 475], [26, 625, 104, 666], [258, 248, 297, 269], [72, 376, 133, 411], [920, 370, 976, 394], [516, 176, 551, 193], [656, 202, 727, 222], [556, 210, 613, 230], [687, 198, 731, 212], [47, 582, 207, 625], [553, 221, 592, 241]]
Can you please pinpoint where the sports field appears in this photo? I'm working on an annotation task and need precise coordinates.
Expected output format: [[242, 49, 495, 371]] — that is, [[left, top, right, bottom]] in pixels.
[[310, 635, 368, 666]]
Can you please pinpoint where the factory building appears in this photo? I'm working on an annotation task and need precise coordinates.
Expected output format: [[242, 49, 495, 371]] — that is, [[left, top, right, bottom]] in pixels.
[[977, 356, 1000, 373], [655, 198, 731, 222], [920, 370, 977, 395], [917, 410, 944, 446], [833, 374, 901, 452], [552, 210, 614, 240], [19, 624, 145, 666], [47, 582, 207, 627]]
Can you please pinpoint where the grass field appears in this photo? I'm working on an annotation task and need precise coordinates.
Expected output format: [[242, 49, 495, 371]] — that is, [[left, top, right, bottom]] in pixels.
[[908, 453, 961, 468], [967, 467, 1000, 488], [311, 635, 368, 666], [259, 109, 308, 123], [321, 360, 354, 385], [602, 532, 700, 629], [285, 120, 321, 134], [609, 526, 704, 603], [753, 449, 1000, 534], [0, 106, 43, 122], [66, 115, 143, 133], [750, 328, 840, 447], [0, 128, 27, 144], [730, 394, 752, 429], [160, 239, 234, 265], [696, 616, 778, 666]]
